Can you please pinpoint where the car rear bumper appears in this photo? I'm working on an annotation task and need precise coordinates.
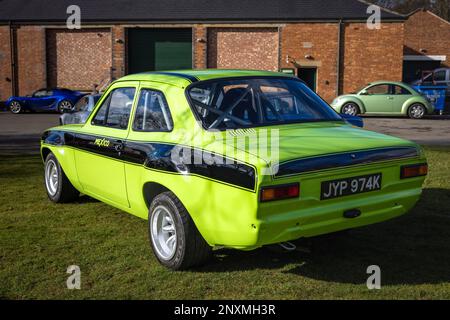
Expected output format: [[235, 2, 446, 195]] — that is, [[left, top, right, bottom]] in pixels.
[[255, 186, 421, 246]]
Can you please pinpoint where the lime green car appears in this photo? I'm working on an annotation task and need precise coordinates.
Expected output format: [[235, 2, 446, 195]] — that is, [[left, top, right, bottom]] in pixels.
[[331, 81, 434, 119], [41, 70, 428, 270]]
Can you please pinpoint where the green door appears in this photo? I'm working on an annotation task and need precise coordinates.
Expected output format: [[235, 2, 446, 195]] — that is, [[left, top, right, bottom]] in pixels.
[[127, 28, 192, 74], [390, 84, 413, 113], [361, 83, 393, 113]]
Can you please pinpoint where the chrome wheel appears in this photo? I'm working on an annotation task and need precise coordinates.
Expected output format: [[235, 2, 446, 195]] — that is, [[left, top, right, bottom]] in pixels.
[[151, 205, 177, 261], [45, 159, 59, 196], [59, 100, 73, 112], [9, 101, 21, 114], [342, 103, 358, 116], [409, 104, 425, 119]]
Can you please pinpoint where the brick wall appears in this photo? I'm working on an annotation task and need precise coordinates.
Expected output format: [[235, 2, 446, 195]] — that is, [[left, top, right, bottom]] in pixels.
[[280, 23, 339, 102], [0, 26, 12, 101], [47, 28, 112, 90], [193, 25, 207, 69], [2, 21, 406, 103], [404, 10, 450, 68], [112, 26, 125, 79], [17, 26, 46, 96], [208, 27, 279, 71], [342, 22, 404, 94]]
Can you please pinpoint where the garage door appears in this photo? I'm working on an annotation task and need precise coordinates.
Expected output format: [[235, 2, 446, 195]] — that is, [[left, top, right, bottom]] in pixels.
[[127, 28, 192, 74], [46, 29, 112, 90], [208, 28, 278, 71]]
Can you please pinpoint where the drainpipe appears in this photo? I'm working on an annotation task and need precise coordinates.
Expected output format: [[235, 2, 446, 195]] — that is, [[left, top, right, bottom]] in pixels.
[[336, 19, 344, 96], [9, 21, 18, 97]]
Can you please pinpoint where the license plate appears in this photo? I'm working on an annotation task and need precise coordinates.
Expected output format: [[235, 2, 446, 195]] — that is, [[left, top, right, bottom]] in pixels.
[[321, 173, 382, 200]]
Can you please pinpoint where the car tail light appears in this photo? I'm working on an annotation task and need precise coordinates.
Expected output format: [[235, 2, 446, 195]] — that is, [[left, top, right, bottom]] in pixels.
[[401, 163, 428, 179], [260, 184, 300, 202]]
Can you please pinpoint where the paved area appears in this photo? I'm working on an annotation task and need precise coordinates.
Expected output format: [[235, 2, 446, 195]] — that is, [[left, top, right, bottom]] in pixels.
[[363, 116, 450, 146], [0, 112, 449, 155], [0, 113, 60, 155]]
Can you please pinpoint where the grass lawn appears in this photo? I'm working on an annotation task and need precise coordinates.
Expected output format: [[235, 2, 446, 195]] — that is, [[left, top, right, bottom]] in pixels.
[[1, 146, 449, 300]]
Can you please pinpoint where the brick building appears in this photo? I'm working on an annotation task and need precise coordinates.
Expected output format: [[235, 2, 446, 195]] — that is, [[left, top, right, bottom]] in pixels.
[[0, 0, 408, 103], [403, 9, 450, 83]]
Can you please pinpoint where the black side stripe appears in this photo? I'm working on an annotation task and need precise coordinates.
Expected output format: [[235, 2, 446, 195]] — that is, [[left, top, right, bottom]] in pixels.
[[149, 72, 199, 83], [41, 130, 256, 192]]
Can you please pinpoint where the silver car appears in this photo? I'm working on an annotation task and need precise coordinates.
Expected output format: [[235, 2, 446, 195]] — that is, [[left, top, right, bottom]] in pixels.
[[412, 68, 450, 97], [59, 94, 101, 125]]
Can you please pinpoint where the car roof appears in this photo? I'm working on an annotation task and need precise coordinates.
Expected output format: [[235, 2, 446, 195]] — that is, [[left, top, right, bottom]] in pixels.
[[366, 81, 410, 87], [117, 69, 294, 87]]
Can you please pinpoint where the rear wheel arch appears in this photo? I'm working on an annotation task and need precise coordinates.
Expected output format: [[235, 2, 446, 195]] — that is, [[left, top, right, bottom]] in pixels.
[[142, 181, 212, 245], [403, 99, 429, 115], [143, 182, 171, 209]]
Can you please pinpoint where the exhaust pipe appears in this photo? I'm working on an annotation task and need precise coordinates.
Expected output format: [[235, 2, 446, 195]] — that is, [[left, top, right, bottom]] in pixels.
[[278, 241, 297, 252]]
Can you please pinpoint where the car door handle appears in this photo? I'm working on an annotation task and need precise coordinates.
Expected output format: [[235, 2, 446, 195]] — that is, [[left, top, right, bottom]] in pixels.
[[387, 97, 394, 100], [114, 140, 124, 152]]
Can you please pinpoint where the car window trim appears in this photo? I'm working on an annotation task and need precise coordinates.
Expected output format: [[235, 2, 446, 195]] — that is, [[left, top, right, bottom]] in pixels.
[[365, 84, 390, 95], [131, 87, 174, 133], [90, 86, 137, 131], [185, 76, 344, 131]]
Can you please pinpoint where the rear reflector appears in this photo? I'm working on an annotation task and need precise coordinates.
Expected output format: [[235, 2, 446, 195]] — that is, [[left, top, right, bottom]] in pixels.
[[401, 163, 428, 179], [260, 183, 300, 202]]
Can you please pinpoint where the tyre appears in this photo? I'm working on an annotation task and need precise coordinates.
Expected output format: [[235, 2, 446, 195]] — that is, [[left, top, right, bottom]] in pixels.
[[341, 103, 360, 116], [44, 153, 79, 203], [9, 100, 22, 114], [58, 100, 73, 113], [148, 191, 212, 270], [408, 103, 426, 119]]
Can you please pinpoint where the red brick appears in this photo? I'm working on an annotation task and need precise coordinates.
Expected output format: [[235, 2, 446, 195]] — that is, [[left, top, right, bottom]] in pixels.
[[46, 28, 112, 90], [207, 27, 279, 71], [404, 9, 450, 68]]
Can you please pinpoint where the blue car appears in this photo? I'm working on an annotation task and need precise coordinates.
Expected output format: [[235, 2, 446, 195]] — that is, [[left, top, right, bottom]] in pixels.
[[6, 88, 85, 114]]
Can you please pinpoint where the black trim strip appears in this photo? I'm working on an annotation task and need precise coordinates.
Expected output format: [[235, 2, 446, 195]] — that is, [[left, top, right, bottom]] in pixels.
[[41, 130, 256, 192], [275, 147, 419, 177], [149, 72, 199, 83]]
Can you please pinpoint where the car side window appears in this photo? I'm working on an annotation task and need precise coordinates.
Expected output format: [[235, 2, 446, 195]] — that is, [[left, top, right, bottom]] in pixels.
[[393, 85, 410, 95], [33, 90, 48, 97], [366, 84, 390, 95], [434, 71, 446, 82], [92, 87, 136, 130], [132, 89, 173, 132]]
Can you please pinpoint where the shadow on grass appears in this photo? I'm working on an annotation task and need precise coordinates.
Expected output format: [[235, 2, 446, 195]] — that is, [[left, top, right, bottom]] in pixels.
[[73, 195, 100, 204], [198, 188, 450, 286]]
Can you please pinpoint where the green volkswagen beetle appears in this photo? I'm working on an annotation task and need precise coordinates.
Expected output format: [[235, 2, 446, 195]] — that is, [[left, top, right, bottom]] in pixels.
[[41, 70, 428, 270], [331, 81, 434, 119]]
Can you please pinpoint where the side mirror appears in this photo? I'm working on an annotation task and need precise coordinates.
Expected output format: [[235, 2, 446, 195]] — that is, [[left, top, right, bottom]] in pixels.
[[341, 114, 364, 128], [360, 90, 368, 95]]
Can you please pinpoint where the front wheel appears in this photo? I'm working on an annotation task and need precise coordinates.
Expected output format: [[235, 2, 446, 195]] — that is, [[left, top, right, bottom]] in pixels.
[[408, 104, 426, 119], [9, 100, 22, 114], [148, 191, 212, 270], [341, 103, 360, 116], [44, 153, 79, 203]]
